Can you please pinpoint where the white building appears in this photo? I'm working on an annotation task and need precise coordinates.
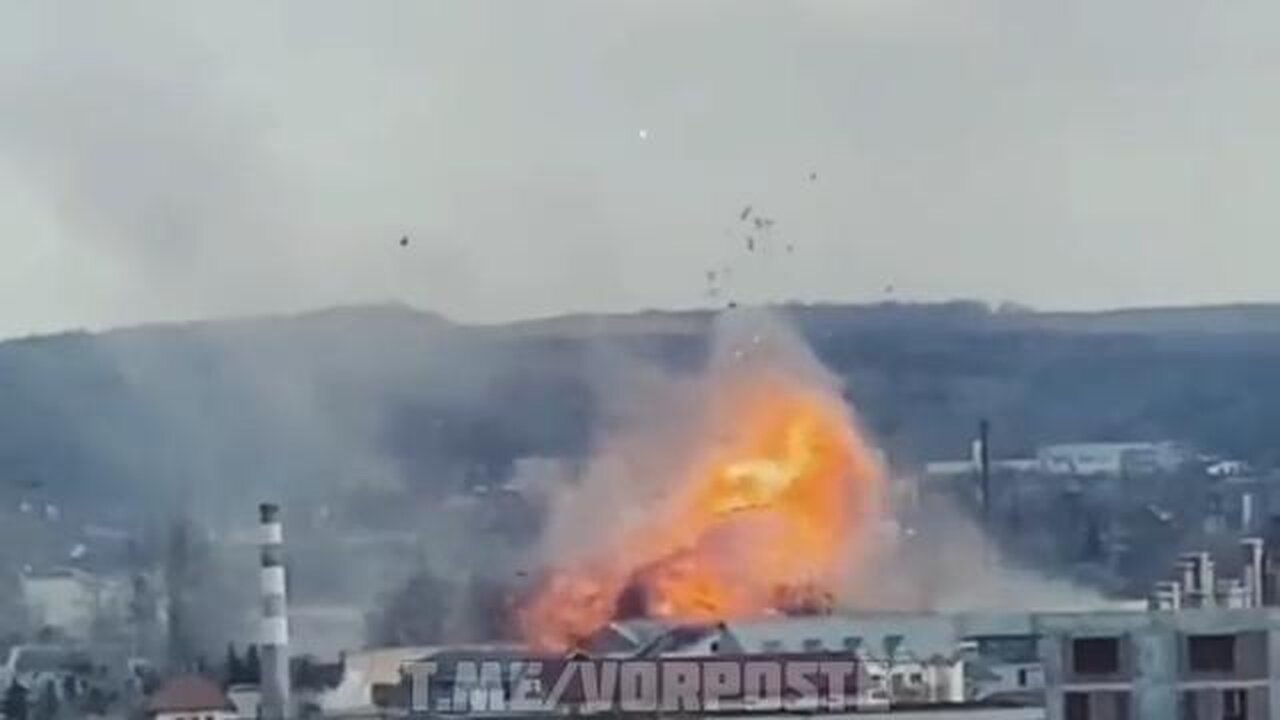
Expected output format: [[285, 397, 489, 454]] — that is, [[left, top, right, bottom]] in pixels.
[[1036, 442, 1186, 477], [319, 646, 435, 717], [924, 459, 1041, 479], [0, 645, 91, 697]]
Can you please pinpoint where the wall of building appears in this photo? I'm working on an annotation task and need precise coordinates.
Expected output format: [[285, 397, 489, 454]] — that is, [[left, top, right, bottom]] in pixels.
[[1038, 609, 1280, 720]]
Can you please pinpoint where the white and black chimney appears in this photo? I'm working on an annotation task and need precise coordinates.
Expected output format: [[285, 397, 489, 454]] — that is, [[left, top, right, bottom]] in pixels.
[[259, 503, 291, 719]]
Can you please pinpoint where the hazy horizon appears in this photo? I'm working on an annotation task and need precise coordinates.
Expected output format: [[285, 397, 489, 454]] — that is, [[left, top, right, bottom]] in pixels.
[[5, 0, 1280, 339]]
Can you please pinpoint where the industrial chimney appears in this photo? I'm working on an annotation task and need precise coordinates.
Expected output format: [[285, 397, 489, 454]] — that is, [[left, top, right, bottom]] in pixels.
[[259, 503, 291, 719]]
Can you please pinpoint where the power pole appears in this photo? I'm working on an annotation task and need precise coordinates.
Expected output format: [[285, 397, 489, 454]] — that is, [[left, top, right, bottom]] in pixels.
[[979, 418, 991, 529]]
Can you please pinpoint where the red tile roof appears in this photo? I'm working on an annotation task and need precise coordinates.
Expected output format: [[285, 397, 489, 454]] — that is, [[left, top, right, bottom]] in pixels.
[[147, 675, 235, 713]]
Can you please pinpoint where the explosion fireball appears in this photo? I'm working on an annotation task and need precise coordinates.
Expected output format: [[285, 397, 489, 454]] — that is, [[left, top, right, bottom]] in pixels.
[[519, 336, 885, 652]]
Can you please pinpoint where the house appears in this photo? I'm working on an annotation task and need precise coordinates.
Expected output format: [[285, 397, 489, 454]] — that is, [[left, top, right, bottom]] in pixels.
[[146, 675, 237, 720]]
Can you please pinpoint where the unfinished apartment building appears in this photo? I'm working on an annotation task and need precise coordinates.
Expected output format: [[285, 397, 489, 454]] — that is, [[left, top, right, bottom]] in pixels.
[[1038, 608, 1280, 720]]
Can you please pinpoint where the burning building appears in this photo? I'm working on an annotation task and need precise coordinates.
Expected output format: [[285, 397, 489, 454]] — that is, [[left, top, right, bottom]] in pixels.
[[518, 320, 887, 651]]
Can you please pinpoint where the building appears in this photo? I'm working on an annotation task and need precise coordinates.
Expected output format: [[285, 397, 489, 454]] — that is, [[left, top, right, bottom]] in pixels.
[[1039, 608, 1280, 720], [19, 567, 127, 640], [0, 645, 92, 698], [924, 459, 1040, 479], [581, 619, 674, 656], [225, 684, 261, 720], [331, 612, 1046, 717], [1036, 442, 1186, 477], [965, 633, 1044, 704], [318, 646, 436, 717], [738, 711, 1044, 720], [146, 675, 238, 720], [608, 613, 1032, 708]]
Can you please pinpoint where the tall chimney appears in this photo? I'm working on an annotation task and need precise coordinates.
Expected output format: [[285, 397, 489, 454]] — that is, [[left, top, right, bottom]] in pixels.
[[259, 503, 291, 719]]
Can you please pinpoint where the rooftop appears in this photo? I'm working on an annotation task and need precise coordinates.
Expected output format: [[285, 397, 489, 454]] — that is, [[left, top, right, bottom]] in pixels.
[[146, 675, 235, 713]]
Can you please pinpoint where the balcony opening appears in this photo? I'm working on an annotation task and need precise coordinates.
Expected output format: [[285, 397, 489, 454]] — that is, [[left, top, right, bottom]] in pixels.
[[1188, 634, 1236, 673], [1072, 636, 1120, 675]]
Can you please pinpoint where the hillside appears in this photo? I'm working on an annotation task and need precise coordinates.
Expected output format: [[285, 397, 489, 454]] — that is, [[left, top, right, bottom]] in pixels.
[[4, 301, 1280, 524]]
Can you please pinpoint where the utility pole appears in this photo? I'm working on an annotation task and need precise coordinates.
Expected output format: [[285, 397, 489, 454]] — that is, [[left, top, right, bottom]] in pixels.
[[978, 418, 991, 529], [977, 418, 994, 572]]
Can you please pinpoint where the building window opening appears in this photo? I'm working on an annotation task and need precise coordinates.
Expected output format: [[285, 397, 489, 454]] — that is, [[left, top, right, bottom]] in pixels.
[[1072, 636, 1120, 675], [1181, 691, 1203, 720], [1064, 691, 1089, 720], [1112, 692, 1130, 720], [1188, 634, 1236, 673], [1222, 688, 1247, 720]]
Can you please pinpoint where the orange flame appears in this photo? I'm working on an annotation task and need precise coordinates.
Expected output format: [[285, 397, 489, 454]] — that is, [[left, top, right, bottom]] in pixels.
[[519, 366, 885, 651]]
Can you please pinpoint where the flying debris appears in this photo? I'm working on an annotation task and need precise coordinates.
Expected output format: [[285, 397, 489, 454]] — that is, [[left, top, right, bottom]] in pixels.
[[746, 237, 756, 252], [752, 217, 775, 231], [883, 284, 895, 295], [809, 172, 818, 181], [399, 236, 409, 247], [739, 205, 752, 221]]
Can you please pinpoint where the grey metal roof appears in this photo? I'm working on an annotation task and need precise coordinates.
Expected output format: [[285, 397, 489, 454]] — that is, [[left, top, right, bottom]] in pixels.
[[718, 613, 961, 659]]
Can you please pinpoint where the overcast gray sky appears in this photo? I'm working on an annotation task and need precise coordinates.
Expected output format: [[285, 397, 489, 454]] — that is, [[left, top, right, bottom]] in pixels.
[[2, 0, 1278, 338]]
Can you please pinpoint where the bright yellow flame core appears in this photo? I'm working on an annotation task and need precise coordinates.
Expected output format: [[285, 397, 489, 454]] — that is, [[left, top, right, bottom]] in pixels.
[[519, 371, 884, 651]]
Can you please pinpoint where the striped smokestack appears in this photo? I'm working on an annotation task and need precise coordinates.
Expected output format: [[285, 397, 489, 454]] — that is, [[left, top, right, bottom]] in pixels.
[[259, 503, 291, 719]]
